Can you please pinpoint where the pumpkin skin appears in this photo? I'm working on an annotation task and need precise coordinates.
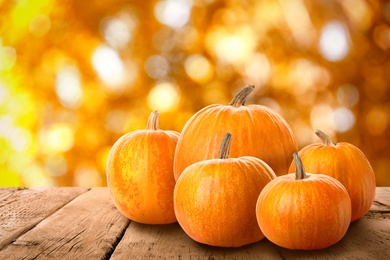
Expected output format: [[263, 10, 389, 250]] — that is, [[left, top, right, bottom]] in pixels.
[[174, 133, 277, 247], [256, 153, 351, 250], [106, 111, 179, 224], [174, 85, 297, 180], [288, 130, 376, 222]]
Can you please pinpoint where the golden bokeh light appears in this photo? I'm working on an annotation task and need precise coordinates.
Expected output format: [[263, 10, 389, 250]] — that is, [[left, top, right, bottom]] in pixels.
[[39, 124, 74, 154], [92, 45, 126, 89], [0, 45, 17, 71], [55, 65, 83, 109], [184, 54, 213, 83], [154, 0, 193, 29], [319, 21, 351, 62], [206, 26, 257, 64], [147, 82, 181, 112], [310, 104, 334, 136], [0, 0, 389, 187], [29, 14, 51, 37], [365, 107, 388, 136]]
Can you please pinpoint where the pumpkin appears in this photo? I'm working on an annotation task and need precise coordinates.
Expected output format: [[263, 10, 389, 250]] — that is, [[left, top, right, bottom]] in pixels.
[[174, 85, 297, 180], [106, 111, 179, 224], [174, 133, 276, 247], [288, 129, 376, 222], [256, 153, 351, 250]]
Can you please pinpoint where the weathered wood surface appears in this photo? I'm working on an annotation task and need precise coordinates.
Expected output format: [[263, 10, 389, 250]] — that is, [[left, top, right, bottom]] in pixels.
[[0, 187, 389, 259], [0, 187, 88, 250]]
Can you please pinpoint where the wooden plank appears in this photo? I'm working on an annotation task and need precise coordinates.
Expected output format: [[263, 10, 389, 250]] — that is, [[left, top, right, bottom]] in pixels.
[[0, 188, 26, 206], [277, 216, 390, 259], [0, 187, 88, 250], [0, 187, 130, 259], [110, 222, 282, 259], [0, 187, 388, 259], [375, 187, 390, 204], [368, 187, 390, 221], [271, 188, 390, 259], [371, 187, 390, 212], [112, 188, 390, 259]]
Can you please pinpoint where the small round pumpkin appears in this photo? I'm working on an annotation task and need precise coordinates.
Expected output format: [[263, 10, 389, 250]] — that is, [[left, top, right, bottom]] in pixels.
[[174, 133, 276, 247], [106, 111, 179, 224], [256, 153, 351, 250], [288, 129, 376, 222], [174, 85, 297, 180]]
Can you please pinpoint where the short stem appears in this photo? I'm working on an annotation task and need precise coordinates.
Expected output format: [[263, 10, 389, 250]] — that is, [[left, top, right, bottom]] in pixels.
[[146, 111, 159, 130], [218, 133, 232, 159], [315, 129, 337, 146], [293, 152, 308, 180], [229, 85, 255, 107]]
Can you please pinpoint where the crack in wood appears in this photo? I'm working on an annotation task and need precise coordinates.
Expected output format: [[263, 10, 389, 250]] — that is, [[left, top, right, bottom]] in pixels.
[[0, 220, 43, 250], [101, 219, 131, 260], [0, 188, 90, 251], [373, 200, 390, 208]]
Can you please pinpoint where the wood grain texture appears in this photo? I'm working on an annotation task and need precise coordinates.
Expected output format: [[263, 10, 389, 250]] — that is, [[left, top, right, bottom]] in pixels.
[[370, 187, 390, 215], [0, 187, 388, 259], [0, 188, 130, 259], [276, 187, 390, 259], [110, 222, 282, 260], [0, 187, 87, 250], [277, 217, 390, 259]]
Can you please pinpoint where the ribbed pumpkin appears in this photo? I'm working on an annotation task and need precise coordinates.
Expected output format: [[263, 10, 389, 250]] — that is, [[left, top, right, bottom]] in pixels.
[[174, 133, 276, 247], [256, 153, 351, 250], [288, 129, 376, 222], [174, 85, 297, 180], [106, 111, 179, 224]]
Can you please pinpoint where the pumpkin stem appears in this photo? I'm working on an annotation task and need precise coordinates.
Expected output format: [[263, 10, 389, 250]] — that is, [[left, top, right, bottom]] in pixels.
[[146, 111, 159, 130], [315, 129, 337, 146], [293, 152, 308, 180], [218, 133, 232, 159], [229, 85, 255, 107]]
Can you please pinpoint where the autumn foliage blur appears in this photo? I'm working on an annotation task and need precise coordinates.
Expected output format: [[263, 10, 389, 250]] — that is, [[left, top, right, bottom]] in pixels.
[[0, 0, 389, 187]]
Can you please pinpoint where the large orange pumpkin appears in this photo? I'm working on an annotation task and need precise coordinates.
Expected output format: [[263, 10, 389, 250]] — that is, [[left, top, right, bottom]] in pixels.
[[288, 129, 376, 222], [174, 85, 297, 180], [106, 111, 179, 224], [174, 133, 276, 247], [256, 153, 351, 250]]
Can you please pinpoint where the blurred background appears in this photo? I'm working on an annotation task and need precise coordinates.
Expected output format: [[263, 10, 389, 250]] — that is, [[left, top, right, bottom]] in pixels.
[[0, 0, 389, 187]]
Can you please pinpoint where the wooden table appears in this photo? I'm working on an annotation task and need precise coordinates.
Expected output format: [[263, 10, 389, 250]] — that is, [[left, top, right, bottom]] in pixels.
[[0, 187, 389, 259]]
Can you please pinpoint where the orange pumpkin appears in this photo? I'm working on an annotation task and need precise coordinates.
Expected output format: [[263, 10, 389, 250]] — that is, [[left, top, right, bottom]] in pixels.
[[174, 133, 276, 247], [288, 129, 376, 222], [256, 153, 351, 250], [106, 111, 179, 224], [174, 85, 297, 180]]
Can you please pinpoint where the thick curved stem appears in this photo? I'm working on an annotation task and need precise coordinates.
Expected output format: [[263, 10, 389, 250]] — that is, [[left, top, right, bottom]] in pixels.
[[218, 133, 232, 159], [146, 111, 159, 130], [229, 85, 255, 107], [315, 129, 336, 146], [293, 152, 308, 180]]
